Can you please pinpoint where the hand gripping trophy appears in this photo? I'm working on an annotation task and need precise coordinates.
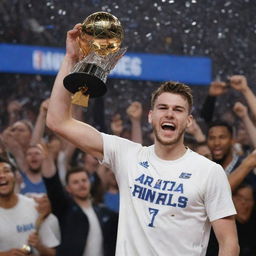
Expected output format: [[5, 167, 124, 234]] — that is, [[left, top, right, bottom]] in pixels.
[[63, 11, 127, 107]]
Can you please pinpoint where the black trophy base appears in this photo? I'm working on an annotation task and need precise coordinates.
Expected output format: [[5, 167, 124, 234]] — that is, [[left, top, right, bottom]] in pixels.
[[63, 72, 107, 98]]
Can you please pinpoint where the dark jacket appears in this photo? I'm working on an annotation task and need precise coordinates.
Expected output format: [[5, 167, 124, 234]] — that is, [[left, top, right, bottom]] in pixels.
[[44, 173, 118, 256]]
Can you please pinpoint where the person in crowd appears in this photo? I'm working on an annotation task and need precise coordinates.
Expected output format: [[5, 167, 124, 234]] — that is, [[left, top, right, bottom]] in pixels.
[[46, 24, 239, 256], [110, 101, 143, 143], [126, 101, 143, 144], [229, 75, 256, 119], [194, 141, 212, 160], [98, 165, 119, 212], [207, 120, 241, 174], [207, 120, 256, 191], [233, 101, 256, 149], [201, 75, 256, 125], [0, 156, 60, 256], [1, 119, 34, 173], [186, 118, 207, 144], [41, 144, 118, 256], [78, 151, 105, 204], [232, 183, 256, 256], [206, 120, 256, 256], [19, 145, 46, 197]]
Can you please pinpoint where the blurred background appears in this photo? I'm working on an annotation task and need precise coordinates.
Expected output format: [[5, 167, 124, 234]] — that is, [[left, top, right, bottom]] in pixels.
[[0, 0, 255, 135]]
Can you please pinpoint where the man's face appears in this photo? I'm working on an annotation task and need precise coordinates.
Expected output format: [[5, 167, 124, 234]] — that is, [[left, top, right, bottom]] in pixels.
[[25, 147, 44, 173], [148, 92, 192, 146], [11, 121, 32, 148], [0, 162, 15, 197], [66, 171, 91, 200], [207, 126, 233, 162], [233, 187, 254, 223]]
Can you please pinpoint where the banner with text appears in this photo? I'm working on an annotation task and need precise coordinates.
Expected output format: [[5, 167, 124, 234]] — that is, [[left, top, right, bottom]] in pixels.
[[0, 43, 211, 85]]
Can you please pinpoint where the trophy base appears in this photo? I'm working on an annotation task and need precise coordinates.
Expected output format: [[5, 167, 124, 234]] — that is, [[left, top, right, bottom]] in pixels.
[[63, 72, 107, 98]]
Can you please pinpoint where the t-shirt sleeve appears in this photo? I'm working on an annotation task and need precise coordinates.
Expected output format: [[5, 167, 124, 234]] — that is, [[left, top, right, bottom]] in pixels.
[[100, 133, 119, 171], [204, 164, 236, 222], [100, 133, 140, 176], [39, 214, 61, 248]]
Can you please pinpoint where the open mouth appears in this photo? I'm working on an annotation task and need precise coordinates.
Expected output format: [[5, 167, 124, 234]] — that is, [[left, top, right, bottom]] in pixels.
[[212, 148, 223, 155], [161, 123, 176, 131], [0, 181, 8, 187]]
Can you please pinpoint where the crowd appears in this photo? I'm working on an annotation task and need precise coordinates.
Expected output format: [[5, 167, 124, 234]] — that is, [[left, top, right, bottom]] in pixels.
[[0, 70, 256, 255], [0, 1, 256, 255]]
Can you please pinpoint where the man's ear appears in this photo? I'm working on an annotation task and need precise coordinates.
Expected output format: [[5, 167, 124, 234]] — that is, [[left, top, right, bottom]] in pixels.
[[186, 115, 193, 128]]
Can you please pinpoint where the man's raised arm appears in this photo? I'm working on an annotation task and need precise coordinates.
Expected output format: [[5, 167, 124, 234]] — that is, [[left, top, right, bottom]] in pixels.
[[46, 24, 104, 160]]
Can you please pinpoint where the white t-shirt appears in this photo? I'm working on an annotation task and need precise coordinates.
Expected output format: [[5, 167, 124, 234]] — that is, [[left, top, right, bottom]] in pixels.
[[82, 205, 104, 256], [101, 133, 236, 256], [0, 194, 60, 253]]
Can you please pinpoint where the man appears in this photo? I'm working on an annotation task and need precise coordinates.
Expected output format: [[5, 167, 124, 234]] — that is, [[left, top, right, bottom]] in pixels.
[[20, 145, 47, 196], [207, 121, 256, 191], [46, 24, 239, 256], [207, 121, 239, 174], [232, 183, 256, 256], [42, 162, 118, 256], [0, 156, 60, 256]]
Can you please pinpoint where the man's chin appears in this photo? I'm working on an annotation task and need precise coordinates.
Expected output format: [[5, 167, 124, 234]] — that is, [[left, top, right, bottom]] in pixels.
[[212, 157, 224, 165], [76, 195, 90, 200], [155, 134, 180, 146], [29, 167, 41, 174]]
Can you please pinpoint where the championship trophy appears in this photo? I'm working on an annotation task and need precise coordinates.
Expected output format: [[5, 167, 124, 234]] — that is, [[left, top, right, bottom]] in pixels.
[[63, 11, 127, 107]]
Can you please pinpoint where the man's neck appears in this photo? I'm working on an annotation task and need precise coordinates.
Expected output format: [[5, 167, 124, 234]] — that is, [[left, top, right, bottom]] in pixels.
[[74, 197, 91, 209], [154, 142, 187, 161], [221, 152, 235, 170], [0, 193, 18, 209], [27, 170, 42, 183]]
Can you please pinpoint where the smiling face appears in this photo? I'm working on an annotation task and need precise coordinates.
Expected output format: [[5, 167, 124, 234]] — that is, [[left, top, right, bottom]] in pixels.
[[207, 126, 233, 163], [0, 162, 15, 197], [148, 92, 193, 146]]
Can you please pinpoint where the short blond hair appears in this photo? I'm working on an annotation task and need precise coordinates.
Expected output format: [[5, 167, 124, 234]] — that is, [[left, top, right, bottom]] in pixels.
[[151, 81, 193, 113]]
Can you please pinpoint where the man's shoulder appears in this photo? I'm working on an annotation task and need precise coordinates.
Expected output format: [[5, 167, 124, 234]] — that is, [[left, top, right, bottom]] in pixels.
[[187, 149, 218, 167], [93, 203, 118, 218], [17, 194, 36, 206], [101, 132, 144, 151]]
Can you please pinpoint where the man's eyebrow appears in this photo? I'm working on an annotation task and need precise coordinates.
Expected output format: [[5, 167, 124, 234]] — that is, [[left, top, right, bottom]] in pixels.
[[156, 103, 168, 107], [174, 105, 186, 110]]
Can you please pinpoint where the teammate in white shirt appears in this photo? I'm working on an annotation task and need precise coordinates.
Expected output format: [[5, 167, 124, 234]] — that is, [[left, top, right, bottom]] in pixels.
[[46, 23, 240, 256], [0, 157, 60, 256]]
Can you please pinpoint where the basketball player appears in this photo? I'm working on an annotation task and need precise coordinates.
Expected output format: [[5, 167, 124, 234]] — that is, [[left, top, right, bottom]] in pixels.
[[46, 24, 239, 256]]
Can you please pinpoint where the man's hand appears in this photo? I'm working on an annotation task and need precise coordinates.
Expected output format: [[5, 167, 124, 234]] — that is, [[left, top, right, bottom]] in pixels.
[[66, 23, 83, 62], [126, 101, 143, 122], [229, 75, 249, 93], [186, 119, 206, 142], [39, 99, 50, 115], [208, 81, 228, 96], [233, 102, 248, 119], [27, 232, 41, 250], [34, 195, 52, 219], [240, 149, 256, 170]]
